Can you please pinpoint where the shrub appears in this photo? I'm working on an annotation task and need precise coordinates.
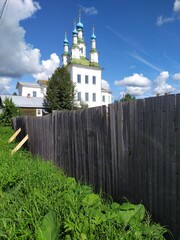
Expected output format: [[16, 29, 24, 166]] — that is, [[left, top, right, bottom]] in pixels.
[[0, 97, 21, 126]]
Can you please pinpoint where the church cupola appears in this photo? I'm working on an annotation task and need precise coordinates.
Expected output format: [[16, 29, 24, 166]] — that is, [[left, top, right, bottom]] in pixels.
[[91, 26, 96, 49], [90, 26, 99, 67], [71, 20, 80, 59], [62, 31, 70, 66], [72, 20, 78, 45], [63, 31, 69, 53], [76, 9, 84, 40], [74, 9, 86, 58]]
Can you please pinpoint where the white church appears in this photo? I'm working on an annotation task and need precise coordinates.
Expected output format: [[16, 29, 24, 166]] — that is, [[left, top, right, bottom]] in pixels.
[[61, 14, 112, 107], [14, 13, 112, 112]]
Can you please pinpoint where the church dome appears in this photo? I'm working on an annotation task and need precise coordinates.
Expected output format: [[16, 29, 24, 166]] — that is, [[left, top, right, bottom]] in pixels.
[[64, 38, 68, 44], [72, 28, 78, 35], [76, 21, 83, 30], [91, 33, 96, 40]]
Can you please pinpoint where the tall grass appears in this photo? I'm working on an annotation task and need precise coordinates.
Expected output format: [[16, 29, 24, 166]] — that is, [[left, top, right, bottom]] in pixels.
[[0, 127, 169, 239]]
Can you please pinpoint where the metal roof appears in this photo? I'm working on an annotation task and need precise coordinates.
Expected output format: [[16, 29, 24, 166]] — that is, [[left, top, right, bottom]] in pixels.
[[16, 82, 40, 88], [0, 95, 45, 108]]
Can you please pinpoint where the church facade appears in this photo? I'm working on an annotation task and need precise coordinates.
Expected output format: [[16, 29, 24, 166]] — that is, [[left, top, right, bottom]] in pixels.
[[62, 15, 112, 107]]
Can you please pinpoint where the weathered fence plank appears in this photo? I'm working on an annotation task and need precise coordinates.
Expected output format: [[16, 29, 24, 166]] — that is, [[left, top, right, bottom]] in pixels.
[[13, 94, 180, 239]]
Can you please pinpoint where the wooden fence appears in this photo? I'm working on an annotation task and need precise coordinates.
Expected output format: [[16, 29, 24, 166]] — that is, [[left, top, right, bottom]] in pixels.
[[13, 94, 180, 239]]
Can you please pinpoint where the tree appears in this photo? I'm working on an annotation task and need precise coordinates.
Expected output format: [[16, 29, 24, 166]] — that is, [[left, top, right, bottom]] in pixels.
[[0, 97, 21, 126], [45, 67, 76, 111], [79, 100, 88, 109], [120, 93, 135, 102]]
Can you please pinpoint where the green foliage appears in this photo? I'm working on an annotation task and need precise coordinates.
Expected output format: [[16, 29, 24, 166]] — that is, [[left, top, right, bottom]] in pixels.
[[121, 93, 136, 102], [0, 126, 169, 239], [89, 62, 100, 68], [45, 67, 75, 111], [0, 98, 21, 126], [37, 211, 60, 240], [71, 57, 89, 66], [79, 101, 88, 109]]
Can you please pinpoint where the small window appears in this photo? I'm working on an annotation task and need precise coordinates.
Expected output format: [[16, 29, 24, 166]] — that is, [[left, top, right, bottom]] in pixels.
[[92, 76, 96, 85], [85, 92, 89, 102], [93, 93, 96, 102], [33, 91, 37, 97], [37, 109, 41, 115], [102, 95, 105, 102], [36, 109, 42, 116], [77, 74, 81, 83], [80, 48, 83, 54], [77, 92, 81, 101], [85, 75, 89, 84]]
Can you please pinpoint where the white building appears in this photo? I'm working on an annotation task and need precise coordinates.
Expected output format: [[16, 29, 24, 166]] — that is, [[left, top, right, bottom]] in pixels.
[[62, 16, 112, 107], [16, 80, 47, 98], [15, 15, 112, 109], [15, 80, 47, 116]]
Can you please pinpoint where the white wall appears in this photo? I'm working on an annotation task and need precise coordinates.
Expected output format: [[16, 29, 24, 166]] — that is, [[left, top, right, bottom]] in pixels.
[[19, 86, 46, 97], [68, 64, 102, 108], [101, 91, 112, 106]]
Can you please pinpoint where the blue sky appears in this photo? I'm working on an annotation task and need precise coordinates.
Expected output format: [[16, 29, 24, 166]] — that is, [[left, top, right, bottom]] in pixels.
[[0, 0, 180, 100]]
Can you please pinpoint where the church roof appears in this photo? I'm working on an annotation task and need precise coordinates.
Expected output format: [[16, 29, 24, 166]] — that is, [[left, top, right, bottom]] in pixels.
[[16, 82, 40, 89], [37, 80, 48, 86], [0, 95, 45, 108]]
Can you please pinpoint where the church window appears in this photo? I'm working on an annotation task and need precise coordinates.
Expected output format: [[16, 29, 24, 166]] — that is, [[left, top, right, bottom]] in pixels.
[[77, 92, 81, 101], [77, 74, 81, 83], [93, 93, 96, 102], [85, 75, 89, 84], [102, 95, 105, 102], [92, 76, 96, 84], [85, 92, 89, 101]]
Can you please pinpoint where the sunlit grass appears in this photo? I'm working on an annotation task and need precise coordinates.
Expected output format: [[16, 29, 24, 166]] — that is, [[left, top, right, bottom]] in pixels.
[[0, 126, 168, 239]]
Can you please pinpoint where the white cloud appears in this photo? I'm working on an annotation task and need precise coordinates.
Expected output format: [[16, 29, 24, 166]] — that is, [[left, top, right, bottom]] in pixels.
[[157, 0, 180, 26], [0, 77, 12, 94], [173, 73, 180, 80], [114, 73, 151, 96], [33, 53, 60, 80], [156, 16, 175, 26], [0, 0, 41, 78], [80, 6, 98, 16], [154, 71, 175, 94], [115, 72, 176, 98], [174, 0, 180, 12]]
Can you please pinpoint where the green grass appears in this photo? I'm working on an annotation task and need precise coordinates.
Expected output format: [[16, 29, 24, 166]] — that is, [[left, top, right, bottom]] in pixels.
[[0, 127, 168, 239]]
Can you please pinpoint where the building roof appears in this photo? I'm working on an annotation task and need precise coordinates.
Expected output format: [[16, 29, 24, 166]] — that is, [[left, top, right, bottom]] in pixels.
[[16, 82, 40, 89], [37, 80, 48, 86], [0, 95, 45, 108]]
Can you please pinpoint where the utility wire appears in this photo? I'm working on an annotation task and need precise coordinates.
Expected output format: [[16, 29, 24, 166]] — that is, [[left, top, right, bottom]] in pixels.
[[0, 0, 9, 26], [0, 0, 8, 20]]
